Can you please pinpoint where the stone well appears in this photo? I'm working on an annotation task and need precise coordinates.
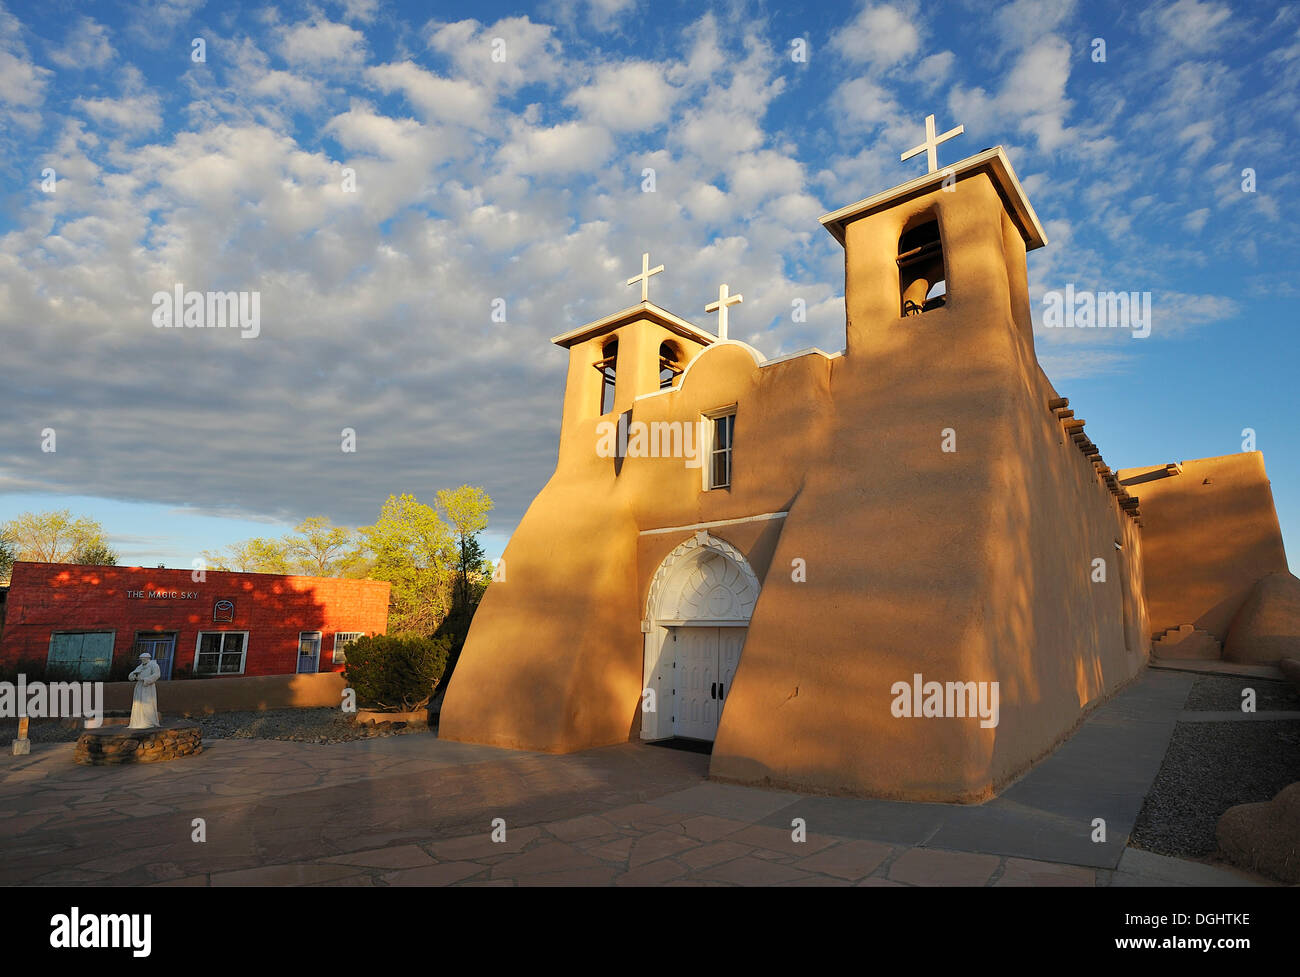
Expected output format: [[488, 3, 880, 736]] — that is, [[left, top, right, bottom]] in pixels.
[[74, 722, 202, 766]]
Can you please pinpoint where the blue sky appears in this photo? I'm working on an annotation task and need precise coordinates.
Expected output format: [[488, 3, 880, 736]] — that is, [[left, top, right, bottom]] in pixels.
[[0, 0, 1296, 570]]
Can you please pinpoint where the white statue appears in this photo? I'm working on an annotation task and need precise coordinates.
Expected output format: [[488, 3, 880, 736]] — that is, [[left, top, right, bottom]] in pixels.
[[127, 652, 162, 729]]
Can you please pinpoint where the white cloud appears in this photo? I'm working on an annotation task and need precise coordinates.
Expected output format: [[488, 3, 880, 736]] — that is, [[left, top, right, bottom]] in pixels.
[[366, 61, 494, 129], [0, 4, 50, 109], [72, 93, 163, 135], [428, 16, 564, 92], [499, 120, 613, 175], [914, 51, 954, 88], [1149, 0, 1234, 55], [49, 17, 116, 70], [566, 61, 681, 132], [829, 2, 921, 67], [1182, 207, 1210, 233], [280, 17, 368, 68]]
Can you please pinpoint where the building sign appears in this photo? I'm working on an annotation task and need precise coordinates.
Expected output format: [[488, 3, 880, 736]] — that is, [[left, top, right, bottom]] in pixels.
[[126, 591, 199, 600], [213, 600, 235, 623]]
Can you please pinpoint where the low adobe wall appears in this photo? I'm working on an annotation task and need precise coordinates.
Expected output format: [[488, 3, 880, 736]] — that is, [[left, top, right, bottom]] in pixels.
[[1117, 453, 1289, 640], [100, 672, 346, 715]]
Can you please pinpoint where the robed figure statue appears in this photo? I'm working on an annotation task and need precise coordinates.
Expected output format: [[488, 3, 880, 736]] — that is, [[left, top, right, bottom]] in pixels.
[[127, 652, 162, 729]]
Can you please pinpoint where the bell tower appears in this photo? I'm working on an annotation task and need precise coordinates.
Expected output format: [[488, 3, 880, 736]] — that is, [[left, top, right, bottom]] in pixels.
[[819, 120, 1047, 361], [549, 253, 716, 466]]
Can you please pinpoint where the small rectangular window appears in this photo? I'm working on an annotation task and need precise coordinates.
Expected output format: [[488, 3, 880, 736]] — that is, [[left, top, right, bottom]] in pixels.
[[333, 632, 363, 665], [706, 411, 735, 489]]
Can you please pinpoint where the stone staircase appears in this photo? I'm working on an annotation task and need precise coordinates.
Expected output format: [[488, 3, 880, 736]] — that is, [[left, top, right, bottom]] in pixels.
[[1152, 624, 1222, 660]]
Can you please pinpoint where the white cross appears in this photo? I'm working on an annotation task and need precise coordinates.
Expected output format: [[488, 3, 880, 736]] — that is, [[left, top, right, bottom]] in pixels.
[[900, 113, 965, 174], [626, 252, 665, 303], [705, 283, 742, 340]]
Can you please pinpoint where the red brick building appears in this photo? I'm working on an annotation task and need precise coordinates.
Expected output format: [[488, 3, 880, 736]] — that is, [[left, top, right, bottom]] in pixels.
[[0, 563, 390, 680]]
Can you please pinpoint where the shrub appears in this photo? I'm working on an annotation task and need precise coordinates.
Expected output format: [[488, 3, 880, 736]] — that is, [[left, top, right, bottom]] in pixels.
[[343, 633, 450, 712]]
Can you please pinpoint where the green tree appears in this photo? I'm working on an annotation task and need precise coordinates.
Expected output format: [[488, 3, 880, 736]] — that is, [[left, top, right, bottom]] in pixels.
[[0, 510, 111, 564], [0, 535, 14, 584], [73, 541, 119, 566], [435, 485, 494, 613], [284, 517, 357, 576], [357, 494, 455, 634], [202, 537, 292, 574]]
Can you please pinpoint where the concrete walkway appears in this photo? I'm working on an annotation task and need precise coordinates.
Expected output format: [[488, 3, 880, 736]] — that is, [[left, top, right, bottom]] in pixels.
[[0, 669, 1270, 886]]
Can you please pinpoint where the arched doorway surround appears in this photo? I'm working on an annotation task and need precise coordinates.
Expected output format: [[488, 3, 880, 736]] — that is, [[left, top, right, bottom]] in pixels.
[[640, 531, 760, 742]]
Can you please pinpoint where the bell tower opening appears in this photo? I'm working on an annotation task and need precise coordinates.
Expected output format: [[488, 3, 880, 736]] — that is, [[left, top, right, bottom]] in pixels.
[[898, 217, 947, 316], [596, 338, 618, 415], [658, 341, 684, 389]]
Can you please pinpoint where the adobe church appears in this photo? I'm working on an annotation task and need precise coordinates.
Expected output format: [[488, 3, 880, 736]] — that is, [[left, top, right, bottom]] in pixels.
[[440, 119, 1300, 802]]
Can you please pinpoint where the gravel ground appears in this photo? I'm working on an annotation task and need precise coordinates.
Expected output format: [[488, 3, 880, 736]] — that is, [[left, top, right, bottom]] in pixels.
[[1130, 719, 1300, 858], [1, 708, 430, 746], [1184, 675, 1300, 712]]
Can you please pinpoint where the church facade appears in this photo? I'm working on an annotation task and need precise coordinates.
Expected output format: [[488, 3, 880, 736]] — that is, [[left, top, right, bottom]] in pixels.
[[439, 142, 1293, 802]]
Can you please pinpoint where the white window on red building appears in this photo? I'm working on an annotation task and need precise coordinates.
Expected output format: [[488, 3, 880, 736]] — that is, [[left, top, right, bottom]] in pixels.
[[194, 632, 247, 675], [333, 632, 363, 665]]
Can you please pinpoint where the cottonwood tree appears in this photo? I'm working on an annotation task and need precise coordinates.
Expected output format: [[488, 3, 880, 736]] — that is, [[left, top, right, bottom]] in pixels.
[[203, 537, 293, 574], [357, 494, 457, 634], [284, 517, 356, 576], [0, 510, 113, 564]]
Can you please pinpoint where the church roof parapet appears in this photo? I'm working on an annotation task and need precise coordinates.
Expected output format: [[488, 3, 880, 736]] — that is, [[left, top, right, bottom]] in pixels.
[[819, 146, 1048, 252]]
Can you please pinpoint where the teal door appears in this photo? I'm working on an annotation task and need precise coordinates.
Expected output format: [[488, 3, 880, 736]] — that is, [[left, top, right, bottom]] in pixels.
[[47, 632, 115, 680]]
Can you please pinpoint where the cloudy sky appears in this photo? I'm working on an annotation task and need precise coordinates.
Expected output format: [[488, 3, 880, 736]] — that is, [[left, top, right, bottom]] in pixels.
[[0, 0, 1296, 569]]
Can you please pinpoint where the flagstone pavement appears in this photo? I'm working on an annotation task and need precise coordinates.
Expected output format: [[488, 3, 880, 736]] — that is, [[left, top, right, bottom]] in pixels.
[[0, 669, 1275, 886]]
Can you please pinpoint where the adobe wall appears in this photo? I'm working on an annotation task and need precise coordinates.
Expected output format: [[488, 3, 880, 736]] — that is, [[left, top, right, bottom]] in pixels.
[[1116, 453, 1288, 640], [710, 174, 1147, 800], [96, 671, 348, 713], [444, 171, 1148, 801], [440, 329, 837, 753]]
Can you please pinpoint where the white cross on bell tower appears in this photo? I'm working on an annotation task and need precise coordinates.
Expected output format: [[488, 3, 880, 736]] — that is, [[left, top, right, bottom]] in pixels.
[[705, 283, 742, 340], [626, 252, 664, 303], [900, 113, 965, 174]]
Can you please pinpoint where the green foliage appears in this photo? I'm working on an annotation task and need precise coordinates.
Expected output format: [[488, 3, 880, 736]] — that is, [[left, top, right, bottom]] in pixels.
[[357, 494, 456, 634], [435, 485, 495, 618], [73, 541, 119, 566], [0, 509, 112, 564], [0, 536, 13, 583], [342, 633, 450, 712], [284, 517, 357, 576], [195, 486, 493, 640]]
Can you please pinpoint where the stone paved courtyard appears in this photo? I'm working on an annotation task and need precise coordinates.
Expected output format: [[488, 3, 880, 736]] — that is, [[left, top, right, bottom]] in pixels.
[[0, 669, 1279, 886]]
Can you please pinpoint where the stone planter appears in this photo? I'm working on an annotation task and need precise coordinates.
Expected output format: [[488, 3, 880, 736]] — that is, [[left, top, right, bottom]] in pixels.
[[75, 722, 202, 765]]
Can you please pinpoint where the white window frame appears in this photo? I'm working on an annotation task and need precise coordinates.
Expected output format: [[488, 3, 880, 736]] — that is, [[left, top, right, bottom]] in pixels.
[[701, 406, 737, 491], [193, 631, 249, 676], [333, 631, 363, 665]]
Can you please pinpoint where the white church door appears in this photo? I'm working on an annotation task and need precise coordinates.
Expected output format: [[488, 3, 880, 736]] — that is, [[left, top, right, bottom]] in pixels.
[[642, 532, 761, 743], [672, 626, 747, 742]]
